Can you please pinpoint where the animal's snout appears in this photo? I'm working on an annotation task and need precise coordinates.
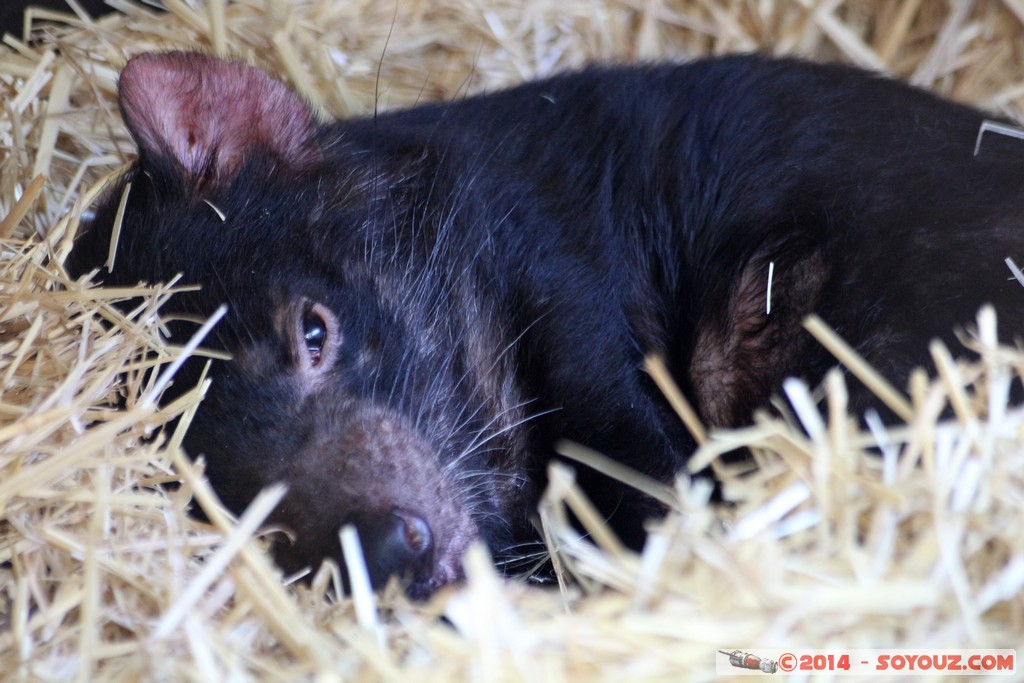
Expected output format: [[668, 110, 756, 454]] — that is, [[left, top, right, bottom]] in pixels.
[[345, 510, 434, 588]]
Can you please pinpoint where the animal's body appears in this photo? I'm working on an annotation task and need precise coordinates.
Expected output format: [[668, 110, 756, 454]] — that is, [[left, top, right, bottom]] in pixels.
[[67, 51, 1024, 597]]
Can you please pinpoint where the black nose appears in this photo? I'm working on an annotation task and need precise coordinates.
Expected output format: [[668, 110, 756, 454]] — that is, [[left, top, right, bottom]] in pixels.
[[344, 510, 433, 588]]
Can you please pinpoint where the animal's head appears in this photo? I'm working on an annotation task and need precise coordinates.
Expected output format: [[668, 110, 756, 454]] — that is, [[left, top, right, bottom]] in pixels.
[[68, 52, 537, 597]]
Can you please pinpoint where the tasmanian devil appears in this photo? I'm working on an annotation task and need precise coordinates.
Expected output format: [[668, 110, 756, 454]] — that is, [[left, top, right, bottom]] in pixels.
[[66, 51, 1024, 597]]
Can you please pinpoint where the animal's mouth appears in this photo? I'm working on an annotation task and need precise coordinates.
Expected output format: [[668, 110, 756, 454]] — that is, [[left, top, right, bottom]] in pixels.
[[405, 555, 467, 600]]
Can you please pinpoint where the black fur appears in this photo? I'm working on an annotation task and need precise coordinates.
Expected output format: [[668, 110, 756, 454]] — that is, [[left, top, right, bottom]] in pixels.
[[67, 53, 1024, 595]]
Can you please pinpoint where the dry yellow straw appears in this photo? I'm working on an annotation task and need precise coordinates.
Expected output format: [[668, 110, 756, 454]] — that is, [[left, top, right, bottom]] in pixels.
[[3, 2, 1024, 681]]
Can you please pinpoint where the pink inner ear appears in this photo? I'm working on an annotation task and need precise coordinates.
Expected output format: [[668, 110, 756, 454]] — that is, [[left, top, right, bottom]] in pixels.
[[118, 52, 321, 185]]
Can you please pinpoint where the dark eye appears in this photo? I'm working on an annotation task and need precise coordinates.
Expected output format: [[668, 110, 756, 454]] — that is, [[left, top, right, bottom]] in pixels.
[[302, 311, 327, 366]]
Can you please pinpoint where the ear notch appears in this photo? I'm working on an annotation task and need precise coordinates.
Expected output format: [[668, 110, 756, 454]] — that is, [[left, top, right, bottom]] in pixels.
[[689, 237, 829, 427], [118, 51, 321, 192]]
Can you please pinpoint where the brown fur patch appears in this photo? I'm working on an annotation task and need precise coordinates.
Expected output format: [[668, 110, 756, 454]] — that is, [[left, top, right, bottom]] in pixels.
[[690, 246, 828, 427]]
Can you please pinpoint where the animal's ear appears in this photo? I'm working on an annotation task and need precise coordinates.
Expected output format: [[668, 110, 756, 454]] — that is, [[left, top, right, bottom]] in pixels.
[[117, 51, 321, 192]]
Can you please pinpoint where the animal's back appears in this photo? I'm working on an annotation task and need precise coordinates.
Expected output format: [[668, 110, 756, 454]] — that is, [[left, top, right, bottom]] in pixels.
[[356, 54, 1024, 432]]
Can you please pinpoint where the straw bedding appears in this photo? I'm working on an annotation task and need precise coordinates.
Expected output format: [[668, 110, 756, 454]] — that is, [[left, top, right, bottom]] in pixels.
[[2, 1, 1024, 680]]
